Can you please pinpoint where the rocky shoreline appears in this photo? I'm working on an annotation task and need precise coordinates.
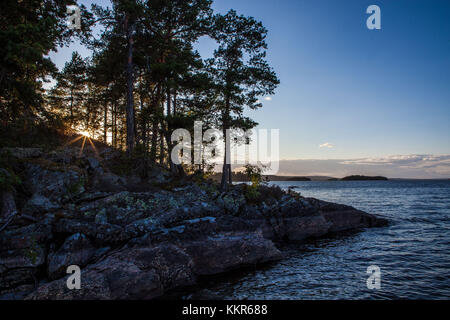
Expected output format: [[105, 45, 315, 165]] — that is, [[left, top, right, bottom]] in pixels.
[[0, 147, 388, 300]]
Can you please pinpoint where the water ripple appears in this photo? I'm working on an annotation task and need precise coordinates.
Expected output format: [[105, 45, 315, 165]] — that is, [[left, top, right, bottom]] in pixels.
[[192, 180, 450, 300]]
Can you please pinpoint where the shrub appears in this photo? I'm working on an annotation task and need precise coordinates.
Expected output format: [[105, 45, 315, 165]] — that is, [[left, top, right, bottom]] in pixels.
[[243, 164, 269, 203], [244, 164, 266, 186]]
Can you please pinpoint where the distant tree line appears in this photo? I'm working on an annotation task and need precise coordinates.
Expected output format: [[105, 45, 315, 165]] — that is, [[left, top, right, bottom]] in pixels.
[[0, 0, 279, 189]]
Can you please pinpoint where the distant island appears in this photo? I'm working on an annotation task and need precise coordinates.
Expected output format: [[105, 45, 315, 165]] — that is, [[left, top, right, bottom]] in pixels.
[[266, 176, 312, 181], [268, 175, 389, 182], [210, 173, 313, 182], [341, 175, 388, 181], [211, 173, 389, 182]]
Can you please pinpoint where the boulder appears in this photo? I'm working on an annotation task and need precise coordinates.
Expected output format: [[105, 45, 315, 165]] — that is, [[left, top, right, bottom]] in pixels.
[[0, 269, 38, 293], [85, 157, 103, 175], [23, 194, 60, 214], [91, 172, 126, 192], [27, 244, 196, 300], [0, 223, 52, 251], [22, 162, 85, 214], [260, 215, 327, 241], [54, 219, 128, 245], [47, 233, 96, 280], [182, 231, 282, 276], [26, 228, 283, 300], [0, 223, 52, 291], [322, 209, 388, 232]]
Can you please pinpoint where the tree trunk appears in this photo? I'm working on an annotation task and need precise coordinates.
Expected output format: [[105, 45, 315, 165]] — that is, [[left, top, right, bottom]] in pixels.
[[125, 15, 136, 155], [220, 163, 228, 191], [166, 86, 171, 115], [139, 96, 146, 148], [165, 87, 176, 173], [150, 84, 162, 162], [113, 101, 117, 148], [150, 122, 158, 162], [103, 101, 108, 143], [70, 88, 74, 125], [159, 91, 168, 166], [159, 128, 165, 165], [220, 99, 232, 190], [173, 89, 177, 115], [220, 129, 232, 190]]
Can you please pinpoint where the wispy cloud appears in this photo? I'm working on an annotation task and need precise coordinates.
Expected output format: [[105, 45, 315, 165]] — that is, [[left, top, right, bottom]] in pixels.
[[264, 96, 272, 101], [340, 154, 450, 168], [319, 142, 334, 149], [276, 154, 450, 179]]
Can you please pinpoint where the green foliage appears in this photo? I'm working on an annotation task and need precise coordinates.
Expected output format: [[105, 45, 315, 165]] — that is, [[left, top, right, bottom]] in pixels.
[[242, 167, 284, 205], [0, 151, 21, 192], [207, 10, 279, 187], [244, 164, 266, 186], [242, 165, 265, 203], [244, 184, 260, 203], [0, 0, 91, 124], [49, 52, 88, 127]]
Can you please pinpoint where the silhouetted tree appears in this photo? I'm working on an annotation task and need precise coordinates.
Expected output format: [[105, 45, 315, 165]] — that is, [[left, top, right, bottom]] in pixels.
[[207, 10, 279, 189]]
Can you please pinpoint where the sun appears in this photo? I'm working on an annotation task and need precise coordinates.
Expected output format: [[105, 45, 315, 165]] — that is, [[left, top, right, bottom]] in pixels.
[[79, 130, 91, 138], [64, 130, 98, 158]]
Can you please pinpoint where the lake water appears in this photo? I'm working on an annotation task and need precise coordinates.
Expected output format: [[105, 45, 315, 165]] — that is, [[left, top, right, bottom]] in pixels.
[[193, 180, 450, 300]]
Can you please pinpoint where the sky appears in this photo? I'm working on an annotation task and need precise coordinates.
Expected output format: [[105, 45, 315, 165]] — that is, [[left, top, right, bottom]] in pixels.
[[49, 0, 450, 178]]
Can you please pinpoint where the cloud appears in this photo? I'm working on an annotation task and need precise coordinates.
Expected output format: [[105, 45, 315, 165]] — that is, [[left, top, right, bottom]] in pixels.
[[275, 154, 450, 179], [319, 142, 334, 149], [264, 96, 272, 101], [340, 154, 450, 168]]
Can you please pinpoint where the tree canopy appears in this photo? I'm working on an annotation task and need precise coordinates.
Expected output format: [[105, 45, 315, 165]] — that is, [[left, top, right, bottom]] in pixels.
[[0, 0, 279, 188]]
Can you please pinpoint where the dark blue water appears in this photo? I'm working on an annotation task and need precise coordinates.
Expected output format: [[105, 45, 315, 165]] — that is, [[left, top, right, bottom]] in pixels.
[[200, 180, 450, 299]]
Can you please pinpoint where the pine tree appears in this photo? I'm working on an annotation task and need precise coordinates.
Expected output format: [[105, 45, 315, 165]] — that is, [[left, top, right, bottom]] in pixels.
[[54, 52, 88, 126], [207, 10, 279, 189], [0, 0, 91, 126]]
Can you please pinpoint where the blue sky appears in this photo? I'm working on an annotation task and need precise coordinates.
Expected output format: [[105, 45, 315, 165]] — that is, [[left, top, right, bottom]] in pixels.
[[50, 0, 450, 177]]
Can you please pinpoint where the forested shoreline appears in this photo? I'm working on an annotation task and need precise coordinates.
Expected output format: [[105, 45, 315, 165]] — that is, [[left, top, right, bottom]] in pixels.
[[1, 0, 279, 189]]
